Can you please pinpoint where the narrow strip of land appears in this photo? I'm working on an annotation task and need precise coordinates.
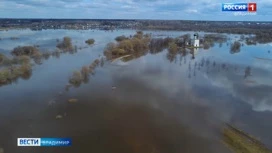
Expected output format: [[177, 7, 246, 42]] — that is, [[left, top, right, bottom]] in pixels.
[[223, 123, 272, 153], [254, 57, 272, 61]]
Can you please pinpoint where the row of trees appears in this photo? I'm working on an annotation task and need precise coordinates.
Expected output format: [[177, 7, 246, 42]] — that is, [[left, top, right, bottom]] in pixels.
[[1, 36, 80, 86], [68, 58, 103, 88]]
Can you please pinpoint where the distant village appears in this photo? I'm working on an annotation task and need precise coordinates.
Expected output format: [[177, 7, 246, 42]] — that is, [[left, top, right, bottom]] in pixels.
[[0, 19, 272, 44], [0, 19, 271, 33]]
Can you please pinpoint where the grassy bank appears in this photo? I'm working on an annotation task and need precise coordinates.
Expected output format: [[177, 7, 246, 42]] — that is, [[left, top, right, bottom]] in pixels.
[[222, 123, 272, 153]]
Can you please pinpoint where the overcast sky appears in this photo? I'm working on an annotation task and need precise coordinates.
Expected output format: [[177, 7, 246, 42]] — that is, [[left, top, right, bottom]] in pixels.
[[0, 0, 271, 21]]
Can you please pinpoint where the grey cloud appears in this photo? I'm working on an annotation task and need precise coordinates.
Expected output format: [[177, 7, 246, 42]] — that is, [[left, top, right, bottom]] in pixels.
[[60, 0, 83, 2], [0, 0, 271, 20], [6, 0, 81, 8], [8, 0, 64, 7]]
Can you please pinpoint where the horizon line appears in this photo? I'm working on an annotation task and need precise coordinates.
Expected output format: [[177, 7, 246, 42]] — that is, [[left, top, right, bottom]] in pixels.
[[0, 18, 271, 22]]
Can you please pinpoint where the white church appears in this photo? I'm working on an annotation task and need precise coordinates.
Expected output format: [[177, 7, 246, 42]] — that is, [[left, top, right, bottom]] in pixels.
[[193, 33, 200, 47]]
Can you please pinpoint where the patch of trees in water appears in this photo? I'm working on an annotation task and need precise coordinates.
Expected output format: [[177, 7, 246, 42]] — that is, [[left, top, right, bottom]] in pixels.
[[254, 31, 272, 44], [202, 34, 228, 49], [11, 46, 40, 56], [106, 33, 190, 62], [57, 36, 76, 52], [10, 45, 45, 65], [104, 31, 151, 60], [240, 32, 272, 45], [9, 39, 77, 65], [0, 36, 94, 87], [0, 54, 32, 86], [149, 37, 175, 53], [104, 32, 231, 63], [238, 31, 272, 44], [67, 58, 105, 89]]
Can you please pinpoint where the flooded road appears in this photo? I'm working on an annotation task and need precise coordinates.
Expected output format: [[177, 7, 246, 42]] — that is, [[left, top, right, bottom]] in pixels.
[[0, 29, 272, 153]]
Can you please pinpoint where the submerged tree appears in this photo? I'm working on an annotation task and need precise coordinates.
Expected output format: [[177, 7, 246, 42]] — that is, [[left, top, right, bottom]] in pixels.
[[81, 66, 89, 83], [230, 41, 241, 54], [115, 35, 128, 42], [244, 66, 251, 79], [0, 63, 32, 85], [85, 39, 95, 45], [57, 36, 74, 51], [168, 42, 178, 54], [149, 37, 174, 53], [69, 71, 82, 87], [11, 46, 40, 56]]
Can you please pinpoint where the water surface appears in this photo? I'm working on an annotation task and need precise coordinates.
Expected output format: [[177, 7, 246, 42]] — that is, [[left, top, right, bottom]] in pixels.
[[0, 29, 272, 153]]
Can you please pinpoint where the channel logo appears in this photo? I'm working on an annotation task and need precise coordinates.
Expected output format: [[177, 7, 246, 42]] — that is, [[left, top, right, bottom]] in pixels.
[[222, 3, 257, 12], [17, 138, 72, 147]]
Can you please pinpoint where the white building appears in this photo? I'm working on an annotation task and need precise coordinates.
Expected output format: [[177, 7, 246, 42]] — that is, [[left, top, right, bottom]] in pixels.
[[193, 33, 199, 47]]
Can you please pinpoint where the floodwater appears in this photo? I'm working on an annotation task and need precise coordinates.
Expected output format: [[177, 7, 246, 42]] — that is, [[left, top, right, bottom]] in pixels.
[[0, 29, 272, 153]]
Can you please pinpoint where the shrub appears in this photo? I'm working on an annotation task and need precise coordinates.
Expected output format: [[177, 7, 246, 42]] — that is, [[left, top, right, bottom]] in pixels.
[[203, 42, 210, 49], [51, 50, 61, 58], [69, 71, 82, 87], [100, 57, 105, 67], [119, 40, 134, 53], [115, 35, 128, 42], [12, 55, 31, 64], [94, 59, 100, 65], [19, 63, 32, 74], [18, 63, 32, 80], [105, 42, 116, 51], [11, 46, 40, 56], [57, 36, 74, 51], [131, 38, 148, 53], [81, 66, 89, 83], [149, 37, 174, 53], [85, 39, 95, 45], [0, 69, 10, 83], [168, 42, 178, 54], [42, 52, 51, 60], [0, 63, 32, 85], [133, 31, 144, 39], [245, 37, 257, 45], [112, 48, 125, 55], [0, 54, 6, 64], [230, 41, 241, 54]]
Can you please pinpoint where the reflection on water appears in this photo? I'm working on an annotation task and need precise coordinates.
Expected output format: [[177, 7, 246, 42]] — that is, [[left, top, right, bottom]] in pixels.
[[0, 29, 272, 152], [244, 66, 252, 79]]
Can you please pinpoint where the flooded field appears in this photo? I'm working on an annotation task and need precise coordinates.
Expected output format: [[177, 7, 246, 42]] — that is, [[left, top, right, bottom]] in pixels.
[[0, 29, 272, 153]]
